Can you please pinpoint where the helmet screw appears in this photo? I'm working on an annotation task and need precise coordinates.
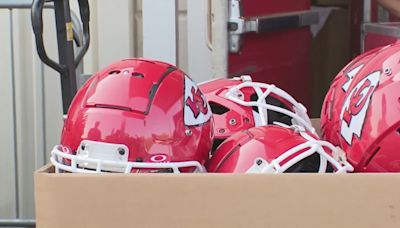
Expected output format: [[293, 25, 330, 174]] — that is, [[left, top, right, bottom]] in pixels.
[[244, 117, 250, 123], [229, 118, 237, 125], [236, 92, 244, 100], [218, 129, 226, 134], [384, 68, 392, 76], [185, 129, 192, 136], [118, 148, 126, 156], [80, 144, 86, 151], [256, 159, 263, 166]]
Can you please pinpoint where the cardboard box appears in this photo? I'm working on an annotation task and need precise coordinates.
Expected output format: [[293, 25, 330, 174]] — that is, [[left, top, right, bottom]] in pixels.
[[35, 164, 400, 228], [35, 119, 400, 228]]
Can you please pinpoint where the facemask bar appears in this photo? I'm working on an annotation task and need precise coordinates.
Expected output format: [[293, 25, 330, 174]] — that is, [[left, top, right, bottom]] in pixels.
[[51, 145, 207, 173], [225, 76, 315, 133], [246, 126, 354, 174]]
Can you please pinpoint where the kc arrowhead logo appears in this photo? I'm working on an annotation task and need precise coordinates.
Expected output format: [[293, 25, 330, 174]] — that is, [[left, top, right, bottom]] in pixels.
[[184, 75, 211, 126], [340, 71, 380, 144]]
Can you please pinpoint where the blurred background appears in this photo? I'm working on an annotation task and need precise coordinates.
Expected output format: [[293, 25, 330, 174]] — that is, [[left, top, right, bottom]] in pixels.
[[0, 0, 398, 222]]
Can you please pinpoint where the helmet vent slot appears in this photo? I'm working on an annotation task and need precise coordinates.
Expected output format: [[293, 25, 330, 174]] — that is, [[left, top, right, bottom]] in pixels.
[[108, 70, 121, 75], [94, 104, 132, 111], [209, 102, 229, 115], [132, 72, 144, 78]]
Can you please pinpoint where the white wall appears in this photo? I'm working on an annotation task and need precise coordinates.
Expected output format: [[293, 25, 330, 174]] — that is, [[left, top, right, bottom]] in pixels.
[[0, 9, 17, 219]]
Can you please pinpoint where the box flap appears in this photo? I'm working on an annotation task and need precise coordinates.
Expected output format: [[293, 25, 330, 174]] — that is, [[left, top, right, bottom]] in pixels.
[[35, 163, 55, 174]]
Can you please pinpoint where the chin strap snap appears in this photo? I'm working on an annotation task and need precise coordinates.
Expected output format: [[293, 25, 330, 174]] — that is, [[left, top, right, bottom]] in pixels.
[[239, 75, 252, 82], [332, 146, 348, 164], [246, 158, 280, 173]]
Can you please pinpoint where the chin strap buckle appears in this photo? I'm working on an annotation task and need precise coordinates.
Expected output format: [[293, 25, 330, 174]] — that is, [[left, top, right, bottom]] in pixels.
[[332, 146, 348, 164], [239, 75, 252, 82], [246, 158, 278, 173]]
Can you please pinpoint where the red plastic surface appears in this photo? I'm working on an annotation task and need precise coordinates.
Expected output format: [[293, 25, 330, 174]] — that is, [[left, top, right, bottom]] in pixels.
[[61, 59, 213, 172], [228, 0, 312, 110], [365, 33, 399, 51], [207, 125, 318, 173], [321, 43, 400, 172]]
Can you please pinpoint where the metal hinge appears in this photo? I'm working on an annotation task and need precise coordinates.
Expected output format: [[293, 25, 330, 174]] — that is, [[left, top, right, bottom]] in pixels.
[[228, 0, 319, 53]]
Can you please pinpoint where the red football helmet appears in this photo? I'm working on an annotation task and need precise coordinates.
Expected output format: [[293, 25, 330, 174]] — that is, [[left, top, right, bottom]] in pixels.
[[199, 76, 314, 150], [51, 58, 213, 173], [321, 43, 400, 172], [206, 124, 353, 173], [320, 46, 385, 146]]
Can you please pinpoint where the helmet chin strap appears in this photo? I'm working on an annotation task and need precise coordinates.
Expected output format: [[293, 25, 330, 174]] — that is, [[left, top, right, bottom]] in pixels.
[[272, 121, 306, 132], [246, 158, 271, 173], [297, 128, 354, 173]]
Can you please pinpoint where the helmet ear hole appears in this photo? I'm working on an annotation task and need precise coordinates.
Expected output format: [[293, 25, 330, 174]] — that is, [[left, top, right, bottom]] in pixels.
[[209, 102, 230, 115]]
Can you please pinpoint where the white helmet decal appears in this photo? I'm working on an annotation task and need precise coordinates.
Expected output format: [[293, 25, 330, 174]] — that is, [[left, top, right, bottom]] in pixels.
[[340, 71, 380, 145], [184, 75, 212, 126]]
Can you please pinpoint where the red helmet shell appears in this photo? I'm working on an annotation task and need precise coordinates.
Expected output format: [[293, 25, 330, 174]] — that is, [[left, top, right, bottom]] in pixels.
[[57, 58, 213, 173], [320, 46, 386, 146], [207, 125, 352, 173], [199, 76, 314, 148], [199, 78, 256, 141], [321, 43, 400, 172]]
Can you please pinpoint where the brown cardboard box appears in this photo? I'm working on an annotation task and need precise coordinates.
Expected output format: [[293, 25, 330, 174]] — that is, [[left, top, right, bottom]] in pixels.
[[35, 118, 400, 228], [35, 164, 400, 228]]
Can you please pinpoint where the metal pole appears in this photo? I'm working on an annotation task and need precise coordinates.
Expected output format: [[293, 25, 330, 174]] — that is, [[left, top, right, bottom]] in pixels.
[[0, 1, 35, 9], [8, 8, 20, 220], [0, 2, 53, 9], [361, 0, 372, 53], [0, 219, 36, 227], [53, 0, 77, 113], [364, 0, 371, 22]]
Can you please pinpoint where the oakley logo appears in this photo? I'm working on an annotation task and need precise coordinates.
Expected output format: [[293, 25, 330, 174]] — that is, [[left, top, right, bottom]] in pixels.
[[150, 154, 168, 163]]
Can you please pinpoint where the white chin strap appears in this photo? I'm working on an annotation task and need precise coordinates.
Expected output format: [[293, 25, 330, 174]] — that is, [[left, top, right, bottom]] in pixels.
[[246, 125, 354, 174], [50, 143, 206, 174], [225, 75, 315, 134]]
